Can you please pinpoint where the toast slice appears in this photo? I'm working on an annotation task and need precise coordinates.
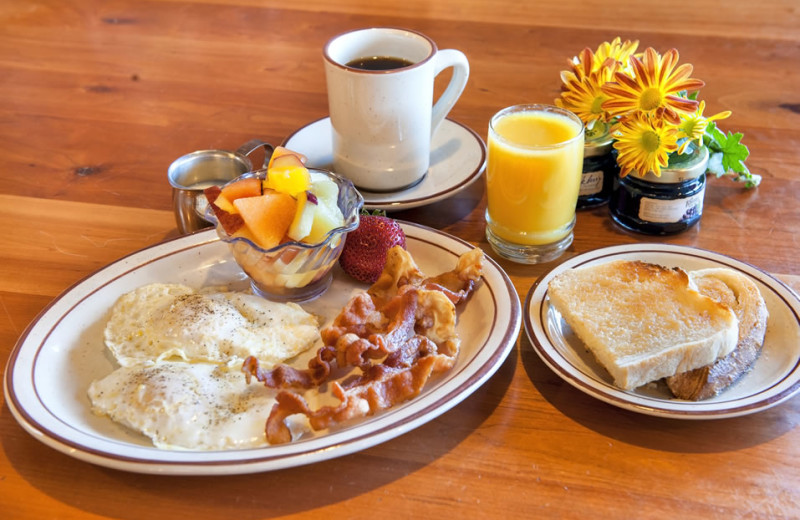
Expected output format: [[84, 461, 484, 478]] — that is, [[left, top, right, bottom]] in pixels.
[[666, 268, 768, 400], [548, 260, 739, 390]]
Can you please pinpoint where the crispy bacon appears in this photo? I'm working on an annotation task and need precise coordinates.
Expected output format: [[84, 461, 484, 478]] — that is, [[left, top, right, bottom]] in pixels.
[[266, 349, 450, 445], [242, 345, 336, 390], [247, 245, 484, 444], [422, 247, 484, 304]]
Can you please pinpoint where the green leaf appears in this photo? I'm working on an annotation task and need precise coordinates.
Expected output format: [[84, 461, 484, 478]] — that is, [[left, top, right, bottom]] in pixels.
[[361, 208, 387, 217], [667, 145, 698, 167], [718, 131, 750, 173], [700, 121, 759, 187], [704, 121, 727, 152]]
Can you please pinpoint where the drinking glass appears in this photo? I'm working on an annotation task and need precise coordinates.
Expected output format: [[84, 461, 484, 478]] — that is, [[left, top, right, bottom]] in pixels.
[[484, 104, 585, 264]]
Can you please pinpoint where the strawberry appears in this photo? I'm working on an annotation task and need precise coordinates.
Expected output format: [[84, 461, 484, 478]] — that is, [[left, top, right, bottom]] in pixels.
[[339, 212, 406, 284]]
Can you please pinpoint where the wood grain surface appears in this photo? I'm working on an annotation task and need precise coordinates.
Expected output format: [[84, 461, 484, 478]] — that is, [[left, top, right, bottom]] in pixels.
[[1, 1, 799, 519]]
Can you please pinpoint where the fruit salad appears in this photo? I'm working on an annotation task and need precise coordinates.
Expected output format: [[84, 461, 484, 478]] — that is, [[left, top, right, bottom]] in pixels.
[[203, 147, 363, 302], [205, 147, 346, 249]]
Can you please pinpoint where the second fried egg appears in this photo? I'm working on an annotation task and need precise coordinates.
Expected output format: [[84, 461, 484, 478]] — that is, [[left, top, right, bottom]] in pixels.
[[104, 283, 320, 367]]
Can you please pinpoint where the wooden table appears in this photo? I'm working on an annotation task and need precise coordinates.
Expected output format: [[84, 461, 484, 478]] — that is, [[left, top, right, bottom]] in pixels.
[[2, 1, 799, 518]]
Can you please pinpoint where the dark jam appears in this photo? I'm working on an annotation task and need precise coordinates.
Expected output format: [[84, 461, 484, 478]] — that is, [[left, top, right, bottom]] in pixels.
[[577, 131, 618, 209], [609, 147, 709, 235]]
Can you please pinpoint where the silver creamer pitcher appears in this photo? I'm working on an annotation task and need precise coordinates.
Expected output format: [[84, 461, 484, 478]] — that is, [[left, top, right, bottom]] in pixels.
[[167, 139, 273, 234]]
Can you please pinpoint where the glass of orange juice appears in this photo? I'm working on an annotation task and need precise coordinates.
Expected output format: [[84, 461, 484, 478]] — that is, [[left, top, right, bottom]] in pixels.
[[485, 104, 584, 263]]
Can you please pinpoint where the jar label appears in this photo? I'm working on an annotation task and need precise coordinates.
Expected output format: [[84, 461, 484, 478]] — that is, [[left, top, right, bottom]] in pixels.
[[580, 170, 604, 196], [638, 188, 705, 223]]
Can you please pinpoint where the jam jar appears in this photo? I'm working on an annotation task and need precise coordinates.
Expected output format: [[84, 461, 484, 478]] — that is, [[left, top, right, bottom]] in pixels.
[[609, 146, 709, 235], [577, 127, 619, 209]]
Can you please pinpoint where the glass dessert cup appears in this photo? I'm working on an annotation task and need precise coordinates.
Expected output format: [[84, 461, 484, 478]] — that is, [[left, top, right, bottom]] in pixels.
[[206, 168, 363, 302]]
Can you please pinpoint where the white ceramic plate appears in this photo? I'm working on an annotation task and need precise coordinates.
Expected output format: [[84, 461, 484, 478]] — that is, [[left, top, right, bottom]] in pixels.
[[282, 117, 486, 211], [5, 223, 520, 475], [524, 243, 800, 419]]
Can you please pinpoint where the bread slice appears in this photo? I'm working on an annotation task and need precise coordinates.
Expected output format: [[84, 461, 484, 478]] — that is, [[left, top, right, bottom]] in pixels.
[[666, 268, 768, 400], [547, 260, 739, 390]]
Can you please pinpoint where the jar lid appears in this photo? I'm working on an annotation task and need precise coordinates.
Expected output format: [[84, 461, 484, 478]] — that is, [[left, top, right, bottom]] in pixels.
[[633, 146, 710, 184], [584, 124, 613, 157]]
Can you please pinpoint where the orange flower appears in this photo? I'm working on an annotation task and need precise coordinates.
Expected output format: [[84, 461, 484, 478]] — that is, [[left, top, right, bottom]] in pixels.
[[556, 48, 618, 129], [601, 48, 705, 124], [612, 112, 679, 177]]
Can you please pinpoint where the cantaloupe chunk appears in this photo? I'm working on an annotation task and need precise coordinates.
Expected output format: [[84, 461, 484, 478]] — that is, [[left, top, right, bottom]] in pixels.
[[220, 177, 262, 202], [233, 191, 297, 249], [204, 186, 243, 233], [231, 225, 258, 243], [211, 192, 237, 214]]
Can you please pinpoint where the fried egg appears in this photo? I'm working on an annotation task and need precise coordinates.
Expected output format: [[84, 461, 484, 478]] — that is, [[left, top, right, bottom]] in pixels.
[[104, 283, 320, 367], [88, 362, 309, 450], [89, 283, 320, 449]]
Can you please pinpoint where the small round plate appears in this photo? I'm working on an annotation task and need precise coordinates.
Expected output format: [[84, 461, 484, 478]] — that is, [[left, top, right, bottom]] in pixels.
[[524, 243, 800, 419], [283, 117, 486, 211]]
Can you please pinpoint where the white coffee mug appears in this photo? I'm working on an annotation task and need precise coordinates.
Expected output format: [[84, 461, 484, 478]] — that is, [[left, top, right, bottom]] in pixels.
[[323, 27, 469, 192]]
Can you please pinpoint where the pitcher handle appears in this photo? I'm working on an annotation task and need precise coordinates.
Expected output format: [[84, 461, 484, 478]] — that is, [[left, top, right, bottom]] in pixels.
[[235, 139, 274, 169]]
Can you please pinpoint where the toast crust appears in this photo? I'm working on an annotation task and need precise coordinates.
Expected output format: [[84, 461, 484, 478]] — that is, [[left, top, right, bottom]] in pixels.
[[666, 268, 768, 400]]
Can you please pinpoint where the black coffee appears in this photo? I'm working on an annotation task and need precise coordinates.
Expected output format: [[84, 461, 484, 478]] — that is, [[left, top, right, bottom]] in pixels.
[[345, 56, 414, 71]]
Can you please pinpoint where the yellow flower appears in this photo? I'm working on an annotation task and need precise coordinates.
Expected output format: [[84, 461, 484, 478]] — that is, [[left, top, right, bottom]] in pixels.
[[594, 37, 639, 74], [556, 48, 618, 129], [676, 100, 732, 153], [613, 112, 679, 177], [601, 47, 705, 124]]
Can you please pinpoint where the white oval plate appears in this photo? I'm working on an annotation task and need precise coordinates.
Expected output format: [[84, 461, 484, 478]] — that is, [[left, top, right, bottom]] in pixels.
[[4, 223, 520, 475], [524, 244, 800, 419], [283, 117, 486, 211]]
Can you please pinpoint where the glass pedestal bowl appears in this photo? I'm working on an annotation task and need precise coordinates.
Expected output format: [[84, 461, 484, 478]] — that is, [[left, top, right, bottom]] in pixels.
[[206, 168, 363, 302]]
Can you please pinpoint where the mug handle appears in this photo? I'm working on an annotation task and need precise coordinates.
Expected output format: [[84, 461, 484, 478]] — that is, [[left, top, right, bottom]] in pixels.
[[431, 49, 470, 136], [235, 139, 275, 169]]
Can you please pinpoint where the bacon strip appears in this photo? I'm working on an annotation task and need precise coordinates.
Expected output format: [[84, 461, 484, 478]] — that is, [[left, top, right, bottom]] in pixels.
[[266, 348, 452, 444], [251, 246, 484, 444], [242, 345, 336, 390], [422, 247, 484, 304]]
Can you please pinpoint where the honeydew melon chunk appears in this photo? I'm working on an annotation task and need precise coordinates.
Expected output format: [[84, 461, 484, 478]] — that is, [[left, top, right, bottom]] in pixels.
[[305, 200, 345, 245], [309, 176, 340, 209]]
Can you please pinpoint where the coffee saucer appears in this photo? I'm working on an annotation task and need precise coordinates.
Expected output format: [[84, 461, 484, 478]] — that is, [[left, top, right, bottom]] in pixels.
[[282, 117, 486, 211]]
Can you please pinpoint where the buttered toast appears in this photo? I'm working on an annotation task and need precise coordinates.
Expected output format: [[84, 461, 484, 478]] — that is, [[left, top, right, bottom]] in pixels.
[[666, 268, 768, 400], [548, 260, 739, 391]]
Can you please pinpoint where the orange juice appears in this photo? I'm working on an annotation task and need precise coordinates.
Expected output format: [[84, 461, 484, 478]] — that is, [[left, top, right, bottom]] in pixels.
[[486, 107, 584, 246]]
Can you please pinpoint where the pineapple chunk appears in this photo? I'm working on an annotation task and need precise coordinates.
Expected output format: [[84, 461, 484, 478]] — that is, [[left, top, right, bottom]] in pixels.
[[264, 155, 311, 197], [287, 191, 316, 241]]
